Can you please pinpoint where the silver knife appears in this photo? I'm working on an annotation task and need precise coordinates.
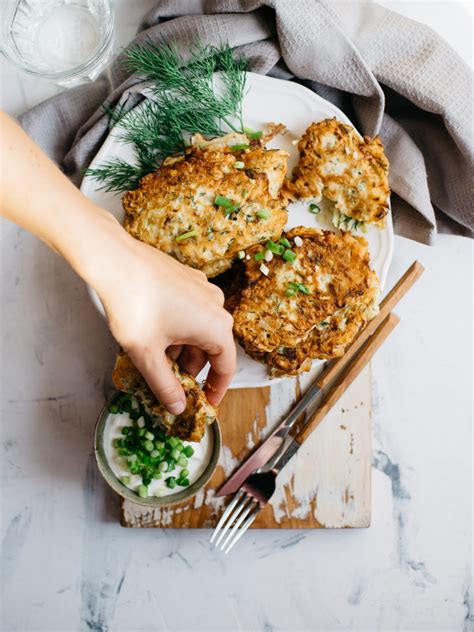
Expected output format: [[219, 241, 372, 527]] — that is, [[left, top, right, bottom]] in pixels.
[[216, 379, 324, 497]]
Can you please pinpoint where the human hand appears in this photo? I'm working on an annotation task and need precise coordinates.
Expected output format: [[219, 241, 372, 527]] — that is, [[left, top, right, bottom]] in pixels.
[[87, 218, 236, 415]]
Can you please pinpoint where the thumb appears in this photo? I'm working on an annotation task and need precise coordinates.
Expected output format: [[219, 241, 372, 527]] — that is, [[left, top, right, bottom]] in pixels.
[[131, 350, 186, 416]]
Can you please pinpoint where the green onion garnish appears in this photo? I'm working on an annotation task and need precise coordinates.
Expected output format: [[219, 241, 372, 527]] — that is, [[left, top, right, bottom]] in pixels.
[[265, 240, 285, 255], [183, 446, 194, 458], [309, 203, 321, 214], [108, 403, 120, 414], [288, 282, 311, 294], [249, 131, 263, 140], [178, 456, 188, 468], [285, 288, 296, 297], [138, 485, 148, 498], [230, 144, 250, 151], [121, 476, 130, 485], [256, 209, 270, 220], [233, 161, 245, 169], [254, 251, 265, 262], [279, 237, 292, 249], [215, 195, 235, 208], [166, 477, 177, 489], [283, 249, 297, 262], [176, 230, 198, 242]]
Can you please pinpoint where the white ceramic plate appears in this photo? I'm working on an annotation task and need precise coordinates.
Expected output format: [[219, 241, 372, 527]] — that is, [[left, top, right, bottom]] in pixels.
[[81, 72, 393, 389]]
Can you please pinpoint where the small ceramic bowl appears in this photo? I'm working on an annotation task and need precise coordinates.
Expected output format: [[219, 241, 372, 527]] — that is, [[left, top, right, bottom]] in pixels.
[[94, 392, 221, 508]]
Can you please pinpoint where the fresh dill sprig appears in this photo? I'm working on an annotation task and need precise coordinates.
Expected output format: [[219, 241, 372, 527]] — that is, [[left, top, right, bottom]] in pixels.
[[85, 41, 247, 193]]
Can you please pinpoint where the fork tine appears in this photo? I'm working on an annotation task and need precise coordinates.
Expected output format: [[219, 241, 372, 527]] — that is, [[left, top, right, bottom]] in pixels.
[[219, 497, 258, 551], [209, 491, 243, 544], [223, 505, 261, 554], [214, 493, 251, 547]]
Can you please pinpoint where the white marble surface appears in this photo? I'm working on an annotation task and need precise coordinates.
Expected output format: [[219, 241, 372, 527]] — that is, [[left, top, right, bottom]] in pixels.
[[0, 2, 472, 631]]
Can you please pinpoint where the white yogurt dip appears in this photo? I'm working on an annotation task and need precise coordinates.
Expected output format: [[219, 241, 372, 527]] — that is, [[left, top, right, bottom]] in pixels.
[[104, 411, 214, 498]]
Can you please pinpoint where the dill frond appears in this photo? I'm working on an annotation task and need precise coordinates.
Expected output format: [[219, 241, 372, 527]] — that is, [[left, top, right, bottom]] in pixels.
[[85, 159, 145, 193], [86, 40, 247, 192]]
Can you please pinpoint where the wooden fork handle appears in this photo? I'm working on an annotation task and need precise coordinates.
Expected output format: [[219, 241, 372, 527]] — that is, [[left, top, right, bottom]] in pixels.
[[294, 313, 400, 446], [315, 261, 424, 391]]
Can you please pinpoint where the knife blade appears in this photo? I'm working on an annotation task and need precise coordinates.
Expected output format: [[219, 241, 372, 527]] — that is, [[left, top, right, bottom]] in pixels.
[[216, 380, 324, 497]]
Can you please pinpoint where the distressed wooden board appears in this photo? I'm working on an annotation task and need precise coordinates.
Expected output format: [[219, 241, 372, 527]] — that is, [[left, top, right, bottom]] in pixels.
[[121, 363, 372, 529]]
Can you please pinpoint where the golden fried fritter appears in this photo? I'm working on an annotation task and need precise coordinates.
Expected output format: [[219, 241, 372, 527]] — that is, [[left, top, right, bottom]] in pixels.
[[111, 351, 217, 442], [292, 118, 390, 226], [122, 137, 289, 277], [231, 227, 379, 375]]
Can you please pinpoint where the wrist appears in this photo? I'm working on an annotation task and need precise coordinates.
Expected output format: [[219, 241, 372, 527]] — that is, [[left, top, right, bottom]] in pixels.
[[55, 201, 128, 290]]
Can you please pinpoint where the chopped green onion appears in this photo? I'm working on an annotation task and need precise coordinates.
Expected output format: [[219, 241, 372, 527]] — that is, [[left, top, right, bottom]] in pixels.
[[180, 468, 190, 477], [127, 454, 138, 463], [171, 447, 181, 460], [309, 203, 321, 214], [176, 230, 198, 242], [145, 431, 154, 441], [288, 282, 311, 295], [122, 399, 132, 413], [265, 240, 284, 255], [256, 209, 270, 220], [230, 144, 250, 151], [114, 439, 122, 448], [144, 440, 154, 452], [178, 456, 188, 468], [153, 470, 162, 479], [158, 461, 168, 473], [215, 195, 235, 208], [285, 288, 296, 297], [254, 251, 265, 262], [279, 237, 292, 249], [138, 485, 148, 498], [121, 476, 130, 485], [121, 426, 130, 435], [233, 161, 245, 169], [150, 450, 160, 458], [168, 437, 179, 447], [183, 446, 194, 458], [283, 249, 297, 262], [237, 250, 245, 259], [108, 403, 119, 414], [166, 477, 177, 489], [178, 477, 190, 487]]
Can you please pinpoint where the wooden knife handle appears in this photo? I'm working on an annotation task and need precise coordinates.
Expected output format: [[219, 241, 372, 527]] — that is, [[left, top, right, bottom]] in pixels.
[[294, 313, 400, 446], [315, 261, 424, 391]]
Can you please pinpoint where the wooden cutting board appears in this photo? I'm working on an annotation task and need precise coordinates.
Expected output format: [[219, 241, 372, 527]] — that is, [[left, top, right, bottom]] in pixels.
[[121, 363, 372, 529]]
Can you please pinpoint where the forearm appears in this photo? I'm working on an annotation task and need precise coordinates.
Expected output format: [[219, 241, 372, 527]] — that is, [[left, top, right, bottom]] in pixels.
[[0, 111, 124, 288]]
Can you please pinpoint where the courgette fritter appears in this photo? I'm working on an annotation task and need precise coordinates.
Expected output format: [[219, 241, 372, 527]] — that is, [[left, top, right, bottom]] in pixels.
[[292, 118, 390, 226], [231, 227, 379, 375], [112, 351, 217, 442], [122, 134, 289, 277]]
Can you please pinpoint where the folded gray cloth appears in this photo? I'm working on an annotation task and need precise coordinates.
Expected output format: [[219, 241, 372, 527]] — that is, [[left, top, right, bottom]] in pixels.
[[20, 0, 473, 244]]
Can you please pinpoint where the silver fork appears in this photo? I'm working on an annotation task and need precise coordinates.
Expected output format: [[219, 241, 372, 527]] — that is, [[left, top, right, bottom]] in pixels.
[[210, 440, 299, 554], [210, 314, 400, 554]]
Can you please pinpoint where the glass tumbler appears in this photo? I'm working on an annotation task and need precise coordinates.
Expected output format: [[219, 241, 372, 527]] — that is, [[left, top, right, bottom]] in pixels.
[[0, 0, 114, 85]]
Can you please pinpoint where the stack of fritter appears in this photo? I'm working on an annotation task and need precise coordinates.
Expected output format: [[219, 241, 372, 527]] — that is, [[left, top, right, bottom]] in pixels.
[[112, 351, 217, 442], [230, 227, 379, 375]]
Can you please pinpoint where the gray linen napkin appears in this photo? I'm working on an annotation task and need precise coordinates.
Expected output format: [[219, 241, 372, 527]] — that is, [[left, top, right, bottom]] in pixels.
[[19, 0, 473, 244]]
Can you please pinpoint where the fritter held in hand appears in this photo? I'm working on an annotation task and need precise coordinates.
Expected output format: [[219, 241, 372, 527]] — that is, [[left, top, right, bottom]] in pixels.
[[292, 118, 390, 227], [112, 351, 217, 442], [231, 227, 379, 375], [123, 133, 289, 277]]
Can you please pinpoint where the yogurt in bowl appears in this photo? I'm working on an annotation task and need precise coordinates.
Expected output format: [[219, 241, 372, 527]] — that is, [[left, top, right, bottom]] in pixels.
[[94, 393, 221, 507]]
